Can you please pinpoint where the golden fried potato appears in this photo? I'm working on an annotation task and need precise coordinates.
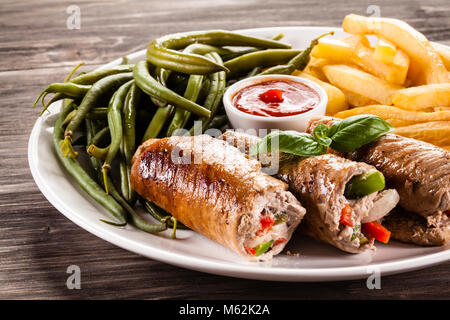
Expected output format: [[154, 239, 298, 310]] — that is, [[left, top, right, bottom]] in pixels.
[[374, 38, 397, 64], [393, 121, 450, 146], [311, 38, 354, 61], [431, 42, 450, 70], [334, 105, 450, 127], [392, 84, 450, 111], [323, 64, 403, 105], [292, 71, 348, 115], [340, 89, 378, 107], [305, 57, 331, 81], [350, 39, 409, 85], [312, 36, 408, 84], [342, 14, 449, 84]]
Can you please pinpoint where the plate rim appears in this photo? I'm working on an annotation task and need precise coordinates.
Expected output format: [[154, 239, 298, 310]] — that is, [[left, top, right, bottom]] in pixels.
[[28, 26, 450, 282]]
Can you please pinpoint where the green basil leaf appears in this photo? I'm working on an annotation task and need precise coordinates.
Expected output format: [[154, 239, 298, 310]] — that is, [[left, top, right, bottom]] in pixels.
[[313, 123, 329, 139], [328, 115, 393, 152], [249, 130, 324, 157], [313, 123, 332, 147]]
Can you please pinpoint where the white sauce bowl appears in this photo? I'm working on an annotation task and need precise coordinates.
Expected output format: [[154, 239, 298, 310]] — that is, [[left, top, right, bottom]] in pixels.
[[223, 75, 327, 135]]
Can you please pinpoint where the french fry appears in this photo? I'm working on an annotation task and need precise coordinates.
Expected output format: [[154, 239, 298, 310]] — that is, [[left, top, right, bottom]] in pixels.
[[341, 89, 378, 107], [350, 39, 409, 85], [292, 70, 348, 115], [323, 64, 403, 105], [311, 38, 353, 61], [334, 105, 450, 127], [392, 84, 450, 111], [305, 57, 330, 81], [393, 121, 450, 146], [374, 38, 397, 64], [342, 14, 450, 84], [431, 42, 450, 70], [312, 36, 408, 84]]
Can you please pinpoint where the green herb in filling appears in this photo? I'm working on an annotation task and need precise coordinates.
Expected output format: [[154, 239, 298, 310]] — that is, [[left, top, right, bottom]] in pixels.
[[254, 240, 274, 257]]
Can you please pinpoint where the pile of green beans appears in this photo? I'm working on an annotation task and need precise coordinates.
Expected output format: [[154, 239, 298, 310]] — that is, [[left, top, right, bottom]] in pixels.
[[34, 29, 329, 236]]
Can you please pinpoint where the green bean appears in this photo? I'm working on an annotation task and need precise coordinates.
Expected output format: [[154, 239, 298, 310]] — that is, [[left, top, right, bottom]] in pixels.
[[89, 126, 110, 146], [147, 30, 290, 74], [221, 48, 260, 62], [271, 32, 285, 41], [86, 120, 166, 233], [165, 41, 234, 136], [87, 144, 110, 160], [34, 83, 91, 115], [188, 52, 226, 135], [142, 105, 174, 141], [166, 72, 203, 136], [65, 72, 133, 139], [247, 67, 262, 77], [134, 61, 211, 118], [86, 107, 108, 120], [224, 49, 301, 78], [61, 72, 133, 159], [54, 102, 127, 225], [61, 108, 77, 126], [119, 158, 130, 202], [121, 83, 140, 202], [149, 67, 170, 108], [184, 43, 233, 56], [64, 62, 85, 82], [144, 200, 188, 230], [35, 65, 134, 115], [102, 80, 134, 194], [122, 83, 139, 164], [204, 114, 228, 130], [70, 64, 135, 85], [34, 83, 90, 106], [260, 32, 334, 75], [108, 184, 167, 234]]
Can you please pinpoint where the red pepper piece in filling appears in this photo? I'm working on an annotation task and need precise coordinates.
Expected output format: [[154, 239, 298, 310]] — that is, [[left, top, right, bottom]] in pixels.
[[274, 238, 287, 246], [257, 214, 275, 236], [339, 204, 354, 227], [362, 221, 391, 244], [245, 246, 256, 256], [259, 89, 284, 104]]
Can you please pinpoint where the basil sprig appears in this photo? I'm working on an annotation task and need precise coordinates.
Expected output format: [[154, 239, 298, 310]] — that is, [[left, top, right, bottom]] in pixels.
[[328, 115, 393, 152], [249, 115, 393, 157]]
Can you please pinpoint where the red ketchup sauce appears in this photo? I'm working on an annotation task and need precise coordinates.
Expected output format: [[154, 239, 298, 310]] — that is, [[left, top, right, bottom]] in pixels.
[[232, 80, 319, 117]]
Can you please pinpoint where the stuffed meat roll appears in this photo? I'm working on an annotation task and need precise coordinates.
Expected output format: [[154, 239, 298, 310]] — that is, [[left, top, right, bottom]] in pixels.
[[220, 131, 399, 253], [130, 135, 306, 261], [307, 116, 450, 246]]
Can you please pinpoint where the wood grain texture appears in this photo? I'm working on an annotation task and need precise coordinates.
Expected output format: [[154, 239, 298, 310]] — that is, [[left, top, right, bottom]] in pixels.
[[1, 0, 449, 299]]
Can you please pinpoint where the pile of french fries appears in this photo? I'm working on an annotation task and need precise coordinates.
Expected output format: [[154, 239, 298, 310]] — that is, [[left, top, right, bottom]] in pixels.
[[293, 14, 450, 151]]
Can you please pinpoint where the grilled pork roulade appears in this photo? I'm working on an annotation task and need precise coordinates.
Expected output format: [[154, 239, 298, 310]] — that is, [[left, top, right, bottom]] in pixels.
[[220, 131, 399, 253], [307, 116, 450, 246], [130, 135, 306, 261]]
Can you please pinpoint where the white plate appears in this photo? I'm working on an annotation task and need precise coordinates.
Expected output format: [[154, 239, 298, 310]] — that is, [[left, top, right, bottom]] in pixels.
[[28, 27, 450, 282]]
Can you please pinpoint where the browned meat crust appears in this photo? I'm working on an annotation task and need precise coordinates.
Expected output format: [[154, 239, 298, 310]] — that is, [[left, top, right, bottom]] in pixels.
[[219, 131, 399, 253], [130, 135, 305, 260], [383, 209, 450, 246], [307, 116, 450, 246], [306, 117, 450, 221]]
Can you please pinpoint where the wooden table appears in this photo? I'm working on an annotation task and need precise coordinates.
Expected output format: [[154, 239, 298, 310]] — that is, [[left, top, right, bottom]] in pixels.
[[1, 0, 449, 299]]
